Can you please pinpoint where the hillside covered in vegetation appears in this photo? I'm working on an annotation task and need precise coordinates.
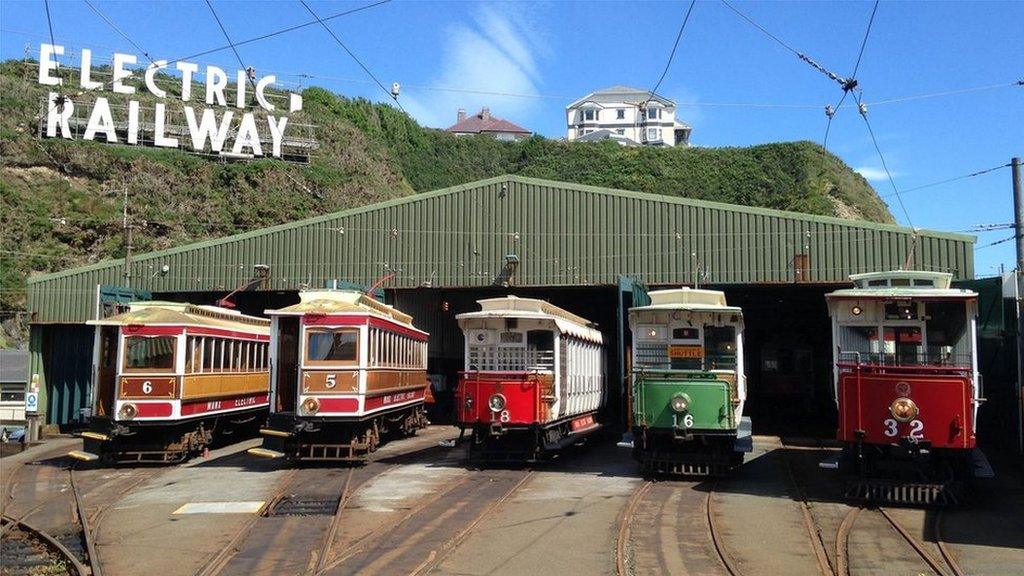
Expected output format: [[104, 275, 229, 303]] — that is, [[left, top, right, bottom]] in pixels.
[[0, 58, 893, 315]]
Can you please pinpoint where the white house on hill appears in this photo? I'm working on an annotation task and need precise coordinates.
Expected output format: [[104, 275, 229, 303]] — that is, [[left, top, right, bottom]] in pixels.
[[566, 86, 692, 147]]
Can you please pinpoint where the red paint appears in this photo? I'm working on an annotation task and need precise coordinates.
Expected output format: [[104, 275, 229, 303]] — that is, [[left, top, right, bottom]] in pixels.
[[123, 324, 268, 341], [571, 414, 596, 431], [133, 402, 174, 418], [180, 393, 269, 416], [363, 388, 426, 411], [456, 372, 543, 426], [301, 314, 428, 341], [317, 397, 360, 413], [838, 369, 975, 449]]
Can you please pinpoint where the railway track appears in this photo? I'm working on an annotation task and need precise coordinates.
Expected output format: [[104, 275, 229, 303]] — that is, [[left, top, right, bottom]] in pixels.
[[835, 506, 965, 576], [1, 514, 90, 576]]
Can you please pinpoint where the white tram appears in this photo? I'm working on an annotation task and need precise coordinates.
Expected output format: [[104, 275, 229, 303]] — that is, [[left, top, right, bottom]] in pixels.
[[455, 296, 606, 461]]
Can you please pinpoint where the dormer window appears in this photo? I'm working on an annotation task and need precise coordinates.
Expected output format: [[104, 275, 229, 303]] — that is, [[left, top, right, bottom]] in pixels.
[[646, 108, 660, 120], [616, 108, 625, 119], [583, 109, 598, 121]]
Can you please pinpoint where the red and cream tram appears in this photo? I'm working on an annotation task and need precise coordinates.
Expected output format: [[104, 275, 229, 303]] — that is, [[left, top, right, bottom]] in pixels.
[[825, 270, 983, 504], [69, 302, 271, 464], [455, 296, 605, 461], [249, 290, 429, 461]]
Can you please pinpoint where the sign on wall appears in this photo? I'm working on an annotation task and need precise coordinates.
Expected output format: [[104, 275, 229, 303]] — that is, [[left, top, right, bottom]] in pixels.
[[36, 44, 318, 162]]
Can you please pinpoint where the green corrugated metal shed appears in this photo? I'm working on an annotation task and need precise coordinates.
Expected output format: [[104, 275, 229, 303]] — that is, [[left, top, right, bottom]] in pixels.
[[27, 175, 975, 323]]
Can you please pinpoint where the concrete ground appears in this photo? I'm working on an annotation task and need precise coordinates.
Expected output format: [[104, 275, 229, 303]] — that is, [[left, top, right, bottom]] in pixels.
[[2, 430, 1022, 576]]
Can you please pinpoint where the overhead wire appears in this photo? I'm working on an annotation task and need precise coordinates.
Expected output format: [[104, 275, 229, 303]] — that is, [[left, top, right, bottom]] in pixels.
[[202, 0, 258, 95], [881, 163, 1010, 198], [854, 91, 913, 229], [644, 0, 698, 106], [82, 0, 155, 66], [298, 0, 404, 112]]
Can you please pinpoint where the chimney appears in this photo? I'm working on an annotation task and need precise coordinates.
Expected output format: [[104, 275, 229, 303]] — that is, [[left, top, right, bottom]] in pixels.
[[457, 108, 466, 123], [481, 107, 491, 121]]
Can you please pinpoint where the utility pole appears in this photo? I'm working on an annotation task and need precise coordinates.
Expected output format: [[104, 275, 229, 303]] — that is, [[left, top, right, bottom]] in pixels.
[[1012, 156, 1023, 454], [122, 181, 133, 291]]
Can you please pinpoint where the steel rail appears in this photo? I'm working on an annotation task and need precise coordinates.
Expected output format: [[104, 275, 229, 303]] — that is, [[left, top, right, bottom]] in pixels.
[[315, 473, 472, 575], [615, 480, 653, 576], [877, 507, 950, 576], [406, 469, 535, 576], [835, 506, 862, 576], [1, 514, 91, 576], [309, 467, 356, 575], [706, 490, 743, 576], [779, 441, 838, 576], [69, 468, 103, 576], [193, 467, 300, 576], [933, 510, 966, 576]]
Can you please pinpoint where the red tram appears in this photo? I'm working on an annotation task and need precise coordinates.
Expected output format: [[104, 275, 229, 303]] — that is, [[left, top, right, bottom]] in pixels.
[[825, 271, 983, 505], [455, 297, 605, 461], [249, 290, 429, 461], [70, 302, 271, 464]]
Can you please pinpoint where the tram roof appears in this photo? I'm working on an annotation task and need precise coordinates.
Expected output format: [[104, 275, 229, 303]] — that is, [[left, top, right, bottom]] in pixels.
[[457, 296, 603, 343], [630, 288, 743, 314], [88, 301, 270, 333], [269, 289, 415, 325], [826, 270, 977, 299]]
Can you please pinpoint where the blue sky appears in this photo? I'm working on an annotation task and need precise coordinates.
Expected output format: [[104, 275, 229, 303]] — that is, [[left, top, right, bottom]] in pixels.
[[1, 0, 1020, 276]]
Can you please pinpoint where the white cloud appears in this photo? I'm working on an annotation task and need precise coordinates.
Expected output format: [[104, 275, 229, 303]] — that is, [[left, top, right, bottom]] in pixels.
[[400, 6, 544, 130], [854, 166, 899, 182]]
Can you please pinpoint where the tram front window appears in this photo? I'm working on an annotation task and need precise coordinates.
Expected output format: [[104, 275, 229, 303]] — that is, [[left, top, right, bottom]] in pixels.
[[884, 326, 922, 365], [306, 329, 359, 364], [123, 336, 176, 372], [704, 326, 738, 370]]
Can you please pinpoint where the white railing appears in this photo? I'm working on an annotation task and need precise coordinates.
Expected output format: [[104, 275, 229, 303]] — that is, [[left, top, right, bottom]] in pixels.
[[466, 346, 555, 372]]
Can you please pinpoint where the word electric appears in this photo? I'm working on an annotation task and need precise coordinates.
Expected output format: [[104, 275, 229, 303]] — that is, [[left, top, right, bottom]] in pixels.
[[455, 297, 606, 461], [250, 290, 429, 461], [628, 288, 751, 476], [38, 43, 303, 158], [824, 270, 986, 505], [69, 302, 271, 464]]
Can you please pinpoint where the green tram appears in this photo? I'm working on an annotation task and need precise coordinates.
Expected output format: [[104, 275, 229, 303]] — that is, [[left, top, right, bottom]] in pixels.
[[628, 288, 751, 476]]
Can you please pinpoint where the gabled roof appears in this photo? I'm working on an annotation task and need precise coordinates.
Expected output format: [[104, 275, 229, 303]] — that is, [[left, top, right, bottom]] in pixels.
[[568, 86, 675, 109], [446, 109, 531, 135], [26, 175, 975, 323]]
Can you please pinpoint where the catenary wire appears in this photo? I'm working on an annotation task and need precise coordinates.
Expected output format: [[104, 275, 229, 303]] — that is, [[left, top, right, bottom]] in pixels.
[[881, 163, 1011, 198], [298, 0, 404, 112], [203, 0, 259, 95], [82, 0, 156, 66], [849, 0, 879, 80], [854, 92, 913, 228], [644, 0, 698, 106]]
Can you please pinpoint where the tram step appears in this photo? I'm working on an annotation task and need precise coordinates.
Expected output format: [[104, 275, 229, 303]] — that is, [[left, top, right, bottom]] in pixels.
[[67, 450, 99, 462], [247, 447, 285, 459], [259, 428, 293, 438], [79, 431, 110, 441]]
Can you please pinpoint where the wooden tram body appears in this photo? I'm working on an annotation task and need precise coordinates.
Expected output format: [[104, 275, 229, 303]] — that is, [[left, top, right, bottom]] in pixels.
[[628, 288, 749, 476], [826, 271, 981, 505], [249, 290, 429, 461], [455, 297, 605, 461], [70, 302, 271, 464]]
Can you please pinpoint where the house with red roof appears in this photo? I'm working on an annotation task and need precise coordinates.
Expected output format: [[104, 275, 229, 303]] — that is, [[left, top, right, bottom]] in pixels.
[[446, 108, 532, 141]]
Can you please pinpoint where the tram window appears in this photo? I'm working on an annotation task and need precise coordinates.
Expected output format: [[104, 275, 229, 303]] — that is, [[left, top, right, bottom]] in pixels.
[[838, 326, 879, 358], [185, 337, 199, 373], [672, 327, 699, 340], [704, 326, 737, 370], [926, 301, 968, 363], [307, 329, 359, 364], [123, 336, 176, 372], [913, 279, 934, 287], [500, 332, 523, 344], [884, 326, 922, 365], [100, 330, 117, 369], [868, 279, 887, 286]]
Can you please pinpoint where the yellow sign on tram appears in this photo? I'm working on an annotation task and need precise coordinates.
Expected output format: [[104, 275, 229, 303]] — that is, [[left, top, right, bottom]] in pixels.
[[668, 345, 703, 359]]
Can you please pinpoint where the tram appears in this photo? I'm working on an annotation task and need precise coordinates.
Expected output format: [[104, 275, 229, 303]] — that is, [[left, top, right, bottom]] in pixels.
[[628, 288, 750, 476], [69, 302, 271, 464], [825, 270, 983, 505], [249, 290, 429, 461], [455, 296, 605, 461]]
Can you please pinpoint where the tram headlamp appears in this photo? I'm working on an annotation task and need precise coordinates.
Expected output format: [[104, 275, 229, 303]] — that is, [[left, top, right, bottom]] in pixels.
[[889, 397, 918, 423], [488, 394, 506, 413], [670, 394, 690, 413], [851, 305, 863, 316], [301, 397, 321, 416], [117, 403, 137, 421]]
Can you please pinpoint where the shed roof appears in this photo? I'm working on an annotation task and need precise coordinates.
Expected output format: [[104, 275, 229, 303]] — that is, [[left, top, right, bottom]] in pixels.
[[26, 175, 975, 323]]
